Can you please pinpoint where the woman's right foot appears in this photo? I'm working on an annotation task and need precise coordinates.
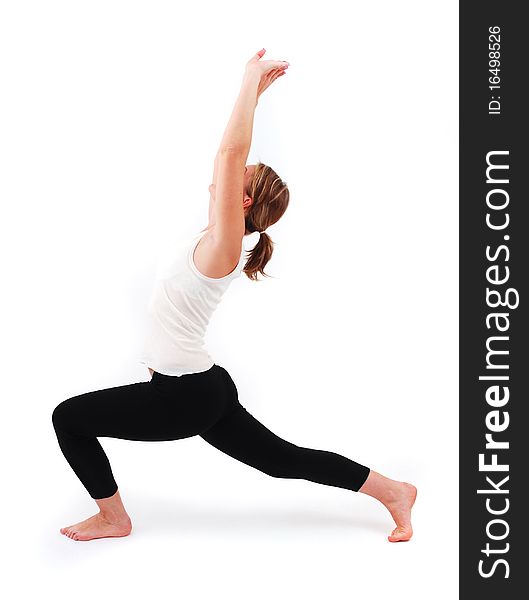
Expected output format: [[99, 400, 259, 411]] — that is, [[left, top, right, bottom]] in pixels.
[[60, 511, 132, 541]]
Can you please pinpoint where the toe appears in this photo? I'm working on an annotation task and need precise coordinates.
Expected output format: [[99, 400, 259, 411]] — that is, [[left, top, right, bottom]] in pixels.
[[388, 527, 412, 542]]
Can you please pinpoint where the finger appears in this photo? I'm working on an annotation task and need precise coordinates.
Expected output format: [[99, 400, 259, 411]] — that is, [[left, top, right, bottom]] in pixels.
[[260, 60, 288, 74], [261, 70, 277, 87], [260, 74, 276, 94], [247, 48, 266, 66], [266, 68, 280, 79]]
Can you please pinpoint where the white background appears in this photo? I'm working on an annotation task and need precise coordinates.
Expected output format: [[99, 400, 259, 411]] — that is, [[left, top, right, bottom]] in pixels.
[[1, 1, 458, 598]]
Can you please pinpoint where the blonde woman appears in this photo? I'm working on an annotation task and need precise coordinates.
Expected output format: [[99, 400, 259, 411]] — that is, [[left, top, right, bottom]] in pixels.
[[52, 49, 416, 543]]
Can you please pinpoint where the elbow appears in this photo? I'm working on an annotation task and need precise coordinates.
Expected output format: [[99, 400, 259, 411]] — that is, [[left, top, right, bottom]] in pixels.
[[218, 145, 247, 157]]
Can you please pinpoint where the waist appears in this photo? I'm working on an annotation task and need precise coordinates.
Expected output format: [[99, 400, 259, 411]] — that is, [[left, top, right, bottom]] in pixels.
[[150, 363, 219, 380]]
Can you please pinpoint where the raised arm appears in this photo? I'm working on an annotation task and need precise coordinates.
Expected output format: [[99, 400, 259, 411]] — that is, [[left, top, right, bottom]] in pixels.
[[206, 50, 289, 251]]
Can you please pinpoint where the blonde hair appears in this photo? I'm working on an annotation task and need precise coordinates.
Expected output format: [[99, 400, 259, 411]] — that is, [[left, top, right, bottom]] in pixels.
[[243, 162, 290, 281]]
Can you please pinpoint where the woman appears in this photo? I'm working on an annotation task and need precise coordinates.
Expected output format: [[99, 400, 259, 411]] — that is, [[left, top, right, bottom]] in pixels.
[[52, 49, 416, 543]]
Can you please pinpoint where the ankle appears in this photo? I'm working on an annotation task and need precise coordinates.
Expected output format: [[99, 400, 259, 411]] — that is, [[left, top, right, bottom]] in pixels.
[[379, 481, 403, 506], [99, 510, 130, 525], [358, 470, 401, 506]]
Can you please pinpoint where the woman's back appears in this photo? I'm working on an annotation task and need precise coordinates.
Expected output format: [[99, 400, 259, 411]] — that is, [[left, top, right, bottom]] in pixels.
[[139, 229, 246, 376]]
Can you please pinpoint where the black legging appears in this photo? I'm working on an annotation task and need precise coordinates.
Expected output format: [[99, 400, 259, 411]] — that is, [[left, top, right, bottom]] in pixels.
[[52, 364, 370, 499]]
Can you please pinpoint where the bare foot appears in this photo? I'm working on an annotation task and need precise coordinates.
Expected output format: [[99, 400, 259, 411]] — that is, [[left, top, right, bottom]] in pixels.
[[383, 482, 417, 542], [358, 471, 417, 542], [60, 512, 132, 541]]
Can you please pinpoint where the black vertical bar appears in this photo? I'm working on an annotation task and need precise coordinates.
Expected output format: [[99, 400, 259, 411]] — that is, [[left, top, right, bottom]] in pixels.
[[460, 1, 527, 596]]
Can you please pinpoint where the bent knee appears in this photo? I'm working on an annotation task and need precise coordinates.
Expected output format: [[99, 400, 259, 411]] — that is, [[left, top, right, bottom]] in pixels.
[[51, 398, 75, 430]]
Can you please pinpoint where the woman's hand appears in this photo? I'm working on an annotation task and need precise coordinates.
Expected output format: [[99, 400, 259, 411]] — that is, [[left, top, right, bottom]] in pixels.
[[244, 48, 289, 101]]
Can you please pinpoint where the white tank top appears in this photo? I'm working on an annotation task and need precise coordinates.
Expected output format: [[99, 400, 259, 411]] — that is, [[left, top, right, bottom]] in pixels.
[[139, 230, 246, 376]]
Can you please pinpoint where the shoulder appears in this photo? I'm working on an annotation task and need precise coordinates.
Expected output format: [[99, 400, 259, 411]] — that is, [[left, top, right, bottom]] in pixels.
[[192, 228, 244, 279]]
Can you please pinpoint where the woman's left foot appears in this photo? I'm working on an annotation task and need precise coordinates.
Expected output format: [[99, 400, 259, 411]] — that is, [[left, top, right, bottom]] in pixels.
[[60, 512, 132, 541], [384, 482, 417, 542]]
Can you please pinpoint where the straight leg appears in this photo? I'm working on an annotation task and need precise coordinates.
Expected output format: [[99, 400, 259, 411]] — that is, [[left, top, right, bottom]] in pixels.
[[200, 368, 416, 542], [199, 367, 371, 491], [200, 403, 370, 491]]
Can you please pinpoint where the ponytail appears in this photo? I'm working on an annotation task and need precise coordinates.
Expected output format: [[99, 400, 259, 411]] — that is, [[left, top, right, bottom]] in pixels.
[[243, 231, 274, 281], [243, 161, 290, 281]]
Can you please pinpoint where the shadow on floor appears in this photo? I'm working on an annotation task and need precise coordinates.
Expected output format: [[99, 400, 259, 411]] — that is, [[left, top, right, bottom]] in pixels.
[[129, 494, 388, 537]]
